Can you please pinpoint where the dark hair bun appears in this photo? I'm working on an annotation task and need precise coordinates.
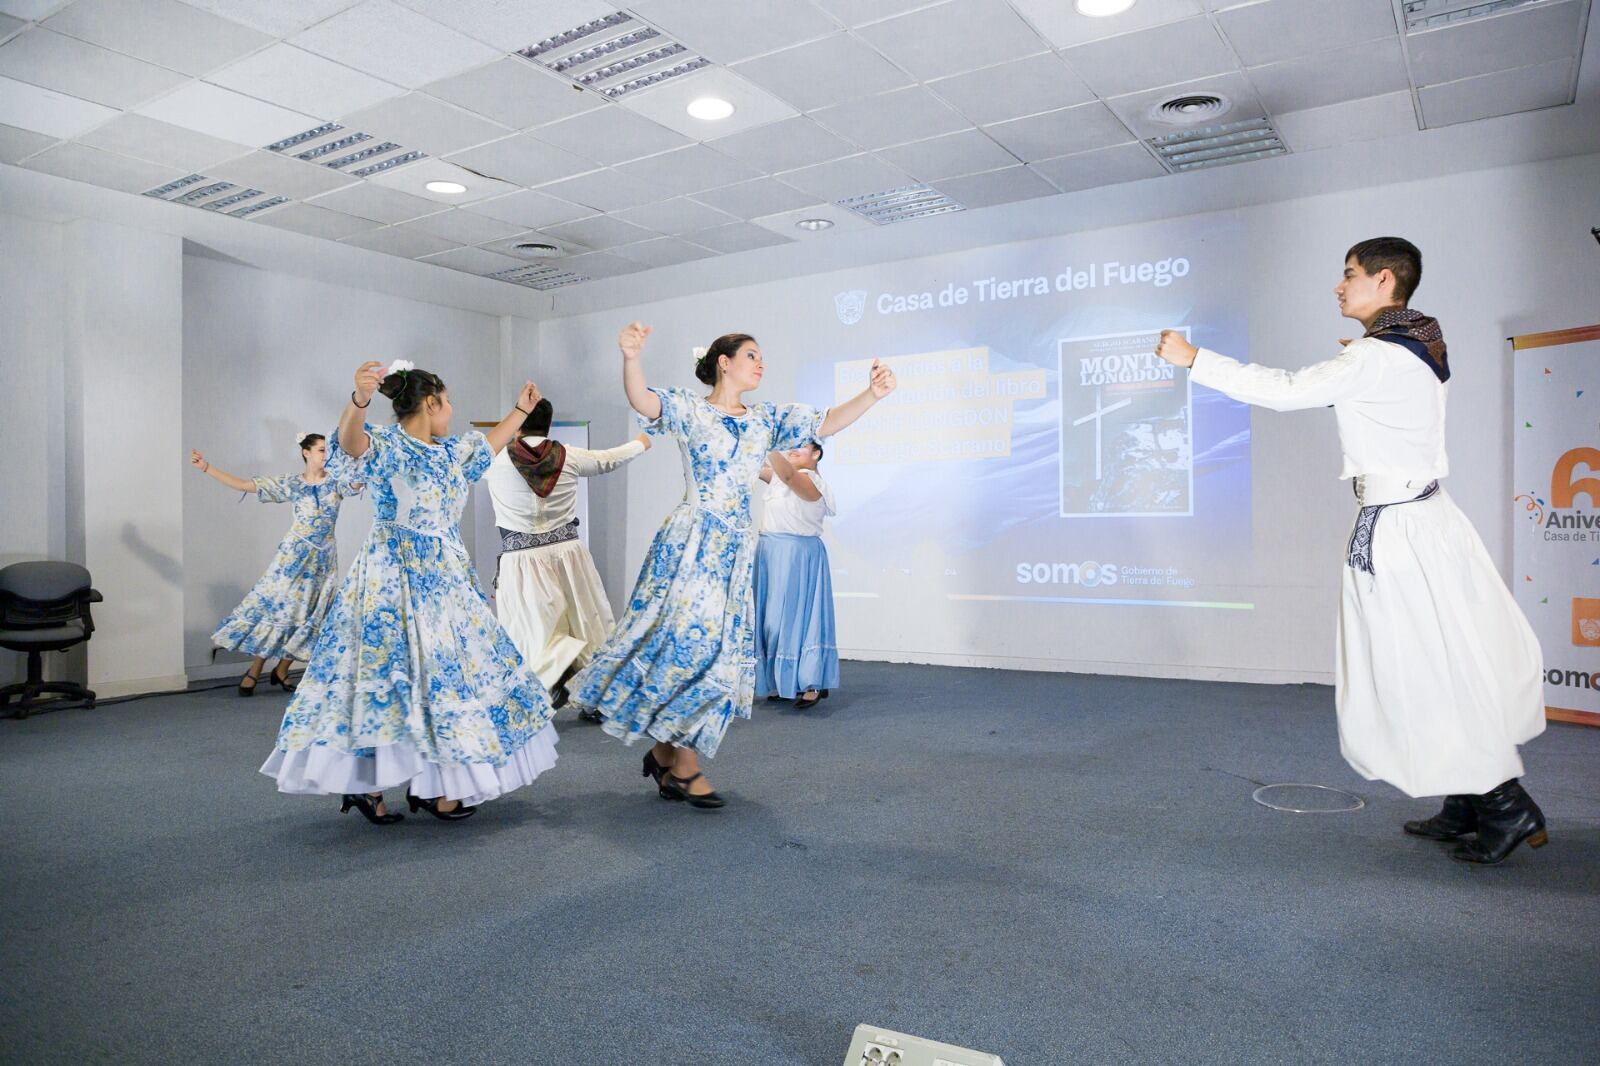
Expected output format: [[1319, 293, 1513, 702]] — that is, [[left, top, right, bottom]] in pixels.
[[697, 333, 756, 386], [378, 368, 446, 418], [297, 433, 325, 451], [694, 351, 719, 386]]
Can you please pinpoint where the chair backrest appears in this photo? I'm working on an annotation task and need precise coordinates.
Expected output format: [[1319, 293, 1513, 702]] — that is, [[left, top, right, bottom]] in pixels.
[[0, 561, 94, 629]]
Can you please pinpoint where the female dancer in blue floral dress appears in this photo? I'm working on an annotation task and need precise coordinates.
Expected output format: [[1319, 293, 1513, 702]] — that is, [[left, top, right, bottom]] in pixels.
[[261, 360, 558, 825], [570, 322, 896, 808], [190, 432, 358, 696]]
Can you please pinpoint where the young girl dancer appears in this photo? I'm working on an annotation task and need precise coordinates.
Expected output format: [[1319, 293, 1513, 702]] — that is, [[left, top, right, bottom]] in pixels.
[[189, 432, 357, 695], [570, 323, 895, 808], [261, 360, 558, 825], [755, 442, 839, 710]]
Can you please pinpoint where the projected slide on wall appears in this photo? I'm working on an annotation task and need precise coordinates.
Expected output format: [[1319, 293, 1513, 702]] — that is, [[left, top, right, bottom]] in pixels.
[[796, 216, 1253, 612]]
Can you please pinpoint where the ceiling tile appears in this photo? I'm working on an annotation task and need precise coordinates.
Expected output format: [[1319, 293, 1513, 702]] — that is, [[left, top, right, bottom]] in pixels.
[[708, 116, 856, 173], [445, 131, 597, 187], [1214, 0, 1396, 67], [559, 250, 648, 279], [614, 196, 739, 235], [983, 102, 1132, 162], [393, 0, 620, 51], [689, 175, 818, 217], [627, 0, 837, 63], [614, 143, 760, 197], [254, 202, 381, 239], [208, 149, 360, 198], [1247, 37, 1408, 114], [613, 236, 719, 268], [364, 156, 518, 203], [417, 244, 526, 274], [207, 44, 406, 121], [137, 82, 323, 146], [532, 105, 691, 166], [398, 207, 523, 244], [340, 223, 458, 257], [1008, 0, 1202, 49], [617, 65, 799, 140], [0, 74, 117, 137], [731, 33, 912, 112], [1417, 57, 1574, 129], [934, 164, 1058, 208], [682, 220, 795, 253], [20, 141, 183, 192], [0, 13, 23, 41], [858, 0, 1050, 80], [812, 86, 970, 149], [544, 213, 659, 250], [1406, 0, 1584, 87], [928, 52, 1095, 126], [290, 0, 500, 90], [1061, 17, 1237, 98], [180, 0, 361, 38], [535, 167, 660, 211], [747, 200, 871, 239], [0, 1, 65, 16], [1104, 70, 1265, 140], [0, 120, 54, 162], [0, 27, 188, 108], [459, 188, 594, 228], [43, 0, 271, 77], [77, 113, 250, 170], [1273, 90, 1416, 153], [808, 0, 939, 27], [423, 57, 602, 129], [305, 181, 446, 223], [1028, 141, 1165, 192], [344, 92, 511, 156], [879, 128, 1017, 181], [778, 152, 915, 201]]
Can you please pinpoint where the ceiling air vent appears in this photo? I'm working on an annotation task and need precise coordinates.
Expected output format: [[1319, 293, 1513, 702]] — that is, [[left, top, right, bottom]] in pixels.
[[1402, 0, 1557, 32], [511, 242, 563, 258], [1149, 93, 1231, 126], [517, 13, 710, 99], [1147, 116, 1288, 173], [837, 185, 964, 225], [488, 265, 590, 290]]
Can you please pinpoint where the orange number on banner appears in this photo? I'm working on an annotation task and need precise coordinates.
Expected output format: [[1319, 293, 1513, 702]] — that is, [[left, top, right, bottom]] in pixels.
[[1551, 447, 1600, 507]]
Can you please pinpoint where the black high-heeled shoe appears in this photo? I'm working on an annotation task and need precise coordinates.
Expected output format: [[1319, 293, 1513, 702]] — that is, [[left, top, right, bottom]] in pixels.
[[407, 794, 478, 821], [268, 665, 298, 692], [1404, 795, 1477, 840], [237, 669, 261, 697], [794, 690, 823, 710], [660, 772, 726, 809], [341, 792, 403, 825], [642, 750, 671, 785]]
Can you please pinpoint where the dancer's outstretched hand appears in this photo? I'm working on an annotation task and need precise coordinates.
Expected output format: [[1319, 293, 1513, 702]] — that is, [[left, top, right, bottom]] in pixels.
[[516, 381, 540, 412], [353, 360, 386, 404], [868, 359, 897, 399], [189, 449, 208, 471], [619, 322, 652, 360], [1154, 330, 1197, 368]]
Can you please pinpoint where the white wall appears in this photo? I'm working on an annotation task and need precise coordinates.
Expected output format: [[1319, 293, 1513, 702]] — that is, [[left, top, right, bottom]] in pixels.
[[537, 152, 1600, 685], [180, 255, 512, 679]]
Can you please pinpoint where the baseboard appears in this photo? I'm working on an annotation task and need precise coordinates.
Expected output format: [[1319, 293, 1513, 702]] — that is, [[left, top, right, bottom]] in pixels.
[[838, 648, 1332, 687], [89, 673, 190, 699]]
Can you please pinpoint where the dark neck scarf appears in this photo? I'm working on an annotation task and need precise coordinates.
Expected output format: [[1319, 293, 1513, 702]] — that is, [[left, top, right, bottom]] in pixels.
[[508, 438, 565, 498], [1365, 307, 1449, 383]]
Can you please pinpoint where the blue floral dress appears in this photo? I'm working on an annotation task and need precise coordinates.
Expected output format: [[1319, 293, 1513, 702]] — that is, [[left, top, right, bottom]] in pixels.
[[261, 424, 558, 805], [212, 473, 355, 662], [570, 387, 825, 757]]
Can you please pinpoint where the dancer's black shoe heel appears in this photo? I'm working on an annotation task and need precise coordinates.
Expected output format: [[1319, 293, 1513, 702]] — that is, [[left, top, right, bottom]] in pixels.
[[660, 772, 726, 809], [1452, 779, 1547, 865], [643, 750, 670, 786], [237, 670, 260, 697], [340, 792, 403, 825], [1404, 795, 1477, 840], [268, 666, 298, 693], [794, 691, 822, 710], [407, 794, 478, 821]]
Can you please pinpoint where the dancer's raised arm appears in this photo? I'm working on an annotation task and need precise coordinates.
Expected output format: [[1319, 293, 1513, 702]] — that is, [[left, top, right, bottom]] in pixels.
[[188, 450, 254, 493], [818, 358, 896, 437], [619, 321, 660, 421], [486, 381, 542, 455], [766, 450, 823, 502], [341, 360, 385, 458]]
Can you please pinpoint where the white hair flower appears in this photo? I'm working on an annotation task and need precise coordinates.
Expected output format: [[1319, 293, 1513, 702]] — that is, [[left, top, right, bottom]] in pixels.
[[385, 358, 415, 377], [296, 430, 316, 446], [692, 346, 707, 364]]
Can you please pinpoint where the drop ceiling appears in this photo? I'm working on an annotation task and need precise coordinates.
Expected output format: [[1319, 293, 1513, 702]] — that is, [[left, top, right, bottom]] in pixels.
[[0, 0, 1591, 290]]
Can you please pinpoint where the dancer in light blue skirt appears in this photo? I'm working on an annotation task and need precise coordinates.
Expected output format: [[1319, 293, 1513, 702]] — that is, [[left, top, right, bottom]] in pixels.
[[754, 441, 840, 709]]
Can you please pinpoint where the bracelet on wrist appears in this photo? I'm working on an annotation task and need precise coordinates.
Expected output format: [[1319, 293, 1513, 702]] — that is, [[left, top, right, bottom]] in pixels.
[[515, 405, 532, 415], [351, 390, 370, 409]]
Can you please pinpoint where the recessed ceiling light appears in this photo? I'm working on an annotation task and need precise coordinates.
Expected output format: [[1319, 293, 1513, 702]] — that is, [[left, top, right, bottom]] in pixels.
[[1075, 0, 1136, 15], [687, 96, 735, 121], [795, 218, 833, 231], [425, 180, 467, 194]]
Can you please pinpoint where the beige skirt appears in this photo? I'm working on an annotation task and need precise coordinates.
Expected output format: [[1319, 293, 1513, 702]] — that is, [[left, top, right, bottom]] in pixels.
[[495, 539, 617, 690]]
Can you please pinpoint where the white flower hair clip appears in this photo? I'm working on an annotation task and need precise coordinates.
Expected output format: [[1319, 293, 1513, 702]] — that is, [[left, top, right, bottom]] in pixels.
[[385, 358, 416, 377], [692, 346, 707, 364], [296, 430, 316, 446]]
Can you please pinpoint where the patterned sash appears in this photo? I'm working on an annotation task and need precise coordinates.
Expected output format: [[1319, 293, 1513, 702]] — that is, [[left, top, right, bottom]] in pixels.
[[509, 438, 566, 498], [494, 520, 580, 589], [1365, 307, 1449, 383], [1346, 481, 1439, 576]]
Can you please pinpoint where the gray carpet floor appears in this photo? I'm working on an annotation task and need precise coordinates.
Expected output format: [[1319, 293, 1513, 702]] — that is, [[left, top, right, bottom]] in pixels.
[[2, 662, 1597, 1066]]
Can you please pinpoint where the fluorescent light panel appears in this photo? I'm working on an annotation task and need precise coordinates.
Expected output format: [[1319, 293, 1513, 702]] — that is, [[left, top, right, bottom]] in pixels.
[[837, 184, 965, 225], [1148, 117, 1288, 172], [1402, 0, 1556, 31], [518, 13, 711, 100], [488, 265, 590, 289], [173, 180, 236, 205], [230, 195, 289, 217], [297, 132, 371, 160], [144, 173, 207, 198], [202, 188, 264, 211], [266, 123, 342, 153], [350, 150, 425, 177], [143, 174, 290, 217]]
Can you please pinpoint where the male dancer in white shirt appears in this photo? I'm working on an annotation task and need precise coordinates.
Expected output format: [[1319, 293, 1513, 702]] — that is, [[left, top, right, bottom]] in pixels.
[[485, 398, 649, 717], [1153, 237, 1547, 865]]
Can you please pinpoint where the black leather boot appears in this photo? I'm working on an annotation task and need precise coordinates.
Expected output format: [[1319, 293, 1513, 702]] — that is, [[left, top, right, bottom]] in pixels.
[[1403, 795, 1477, 840], [1452, 779, 1548, 865]]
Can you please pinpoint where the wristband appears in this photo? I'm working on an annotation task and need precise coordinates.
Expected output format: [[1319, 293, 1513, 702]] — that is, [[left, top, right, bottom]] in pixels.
[[515, 405, 532, 415], [351, 390, 370, 409]]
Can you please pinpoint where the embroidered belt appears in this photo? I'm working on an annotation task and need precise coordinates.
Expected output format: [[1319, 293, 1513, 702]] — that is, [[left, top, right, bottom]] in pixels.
[[494, 520, 580, 589], [1346, 480, 1439, 576]]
